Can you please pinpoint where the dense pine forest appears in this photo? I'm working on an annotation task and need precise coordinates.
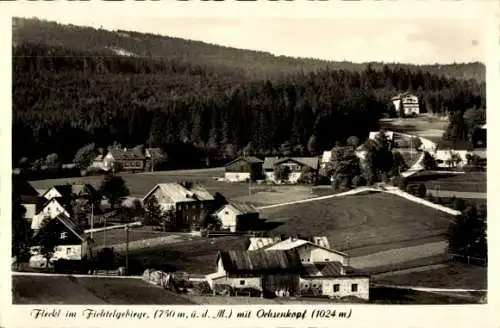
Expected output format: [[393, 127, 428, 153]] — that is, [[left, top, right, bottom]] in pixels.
[[12, 18, 486, 169]]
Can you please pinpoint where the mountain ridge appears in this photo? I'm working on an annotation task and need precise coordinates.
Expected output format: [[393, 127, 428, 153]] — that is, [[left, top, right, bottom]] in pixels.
[[12, 17, 485, 82]]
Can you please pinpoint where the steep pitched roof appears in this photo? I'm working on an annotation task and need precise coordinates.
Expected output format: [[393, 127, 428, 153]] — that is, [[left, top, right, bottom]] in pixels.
[[265, 237, 348, 257], [143, 183, 214, 203], [217, 249, 302, 274], [32, 213, 85, 242], [264, 157, 320, 170], [301, 261, 343, 277], [36, 197, 72, 215], [108, 147, 146, 161], [225, 156, 264, 167], [219, 201, 259, 215], [247, 237, 282, 250]]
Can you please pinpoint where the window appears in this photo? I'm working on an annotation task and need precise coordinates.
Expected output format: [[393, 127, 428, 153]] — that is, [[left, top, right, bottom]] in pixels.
[[307, 258, 310, 262], [324, 259, 329, 262], [333, 284, 340, 293], [240, 280, 245, 285], [60, 232, 68, 240], [313, 284, 317, 288], [351, 284, 358, 292], [200, 204, 204, 209], [304, 284, 309, 288], [66, 248, 71, 255]]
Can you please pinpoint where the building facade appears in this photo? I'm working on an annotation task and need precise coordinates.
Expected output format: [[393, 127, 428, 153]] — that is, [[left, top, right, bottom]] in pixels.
[[224, 156, 264, 182], [214, 202, 260, 232]]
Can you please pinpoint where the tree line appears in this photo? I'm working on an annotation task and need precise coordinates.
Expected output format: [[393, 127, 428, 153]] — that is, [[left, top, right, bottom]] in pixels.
[[13, 42, 485, 169]]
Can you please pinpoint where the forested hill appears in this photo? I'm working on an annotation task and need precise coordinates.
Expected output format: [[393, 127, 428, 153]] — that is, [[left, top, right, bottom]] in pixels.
[[12, 18, 485, 169], [13, 17, 485, 82]]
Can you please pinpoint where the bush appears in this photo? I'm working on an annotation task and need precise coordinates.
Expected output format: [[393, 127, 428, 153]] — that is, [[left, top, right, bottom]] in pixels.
[[416, 183, 427, 198], [352, 175, 366, 187]]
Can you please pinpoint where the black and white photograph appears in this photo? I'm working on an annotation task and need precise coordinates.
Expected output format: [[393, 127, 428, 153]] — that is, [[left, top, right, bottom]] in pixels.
[[9, 4, 489, 310]]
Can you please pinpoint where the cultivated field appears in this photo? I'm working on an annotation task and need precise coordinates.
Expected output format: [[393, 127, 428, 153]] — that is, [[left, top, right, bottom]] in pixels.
[[260, 192, 455, 257], [12, 275, 194, 304], [29, 168, 326, 204], [373, 263, 487, 290], [408, 171, 487, 193]]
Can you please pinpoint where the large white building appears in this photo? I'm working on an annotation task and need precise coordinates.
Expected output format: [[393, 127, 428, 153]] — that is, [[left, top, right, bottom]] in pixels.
[[392, 93, 420, 116]]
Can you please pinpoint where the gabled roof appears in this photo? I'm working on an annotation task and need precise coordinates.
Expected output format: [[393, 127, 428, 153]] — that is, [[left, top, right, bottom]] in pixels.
[[217, 249, 302, 274], [217, 201, 259, 216], [437, 140, 474, 151], [32, 213, 85, 243], [247, 237, 282, 250], [42, 184, 98, 200], [225, 156, 264, 167], [301, 261, 343, 277], [264, 157, 320, 170], [265, 237, 348, 257], [36, 197, 72, 215], [143, 183, 214, 203], [108, 147, 146, 161]]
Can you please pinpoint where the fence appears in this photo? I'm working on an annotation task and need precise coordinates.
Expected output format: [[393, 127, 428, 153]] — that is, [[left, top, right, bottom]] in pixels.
[[449, 253, 487, 266]]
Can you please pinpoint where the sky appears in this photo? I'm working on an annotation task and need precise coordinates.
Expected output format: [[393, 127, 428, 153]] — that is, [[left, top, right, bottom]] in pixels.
[[9, 3, 488, 65]]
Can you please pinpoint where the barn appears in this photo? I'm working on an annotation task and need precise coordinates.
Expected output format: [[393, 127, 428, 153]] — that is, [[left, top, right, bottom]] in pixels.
[[224, 156, 264, 182]]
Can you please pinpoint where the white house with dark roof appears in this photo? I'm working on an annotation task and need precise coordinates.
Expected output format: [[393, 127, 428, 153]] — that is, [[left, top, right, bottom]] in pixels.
[[263, 157, 320, 183], [391, 93, 420, 116], [224, 156, 264, 182], [434, 140, 474, 168], [142, 183, 215, 230], [213, 201, 260, 232]]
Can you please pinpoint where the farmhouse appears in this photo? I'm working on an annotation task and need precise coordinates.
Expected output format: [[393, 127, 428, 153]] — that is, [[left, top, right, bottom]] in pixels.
[[391, 93, 420, 116], [263, 157, 320, 183], [31, 197, 72, 231], [434, 140, 474, 168], [30, 213, 91, 266], [42, 183, 99, 202], [224, 156, 264, 182], [205, 248, 370, 300], [101, 147, 146, 173], [213, 201, 260, 232], [206, 250, 303, 296], [142, 183, 215, 230], [300, 262, 370, 300], [252, 236, 349, 266]]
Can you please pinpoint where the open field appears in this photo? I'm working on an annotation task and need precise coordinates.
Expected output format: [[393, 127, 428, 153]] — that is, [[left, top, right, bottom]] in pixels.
[[29, 168, 330, 204], [90, 227, 194, 248], [12, 275, 194, 304], [260, 192, 454, 256], [408, 171, 487, 193], [380, 116, 449, 143], [120, 236, 248, 275], [373, 263, 487, 290]]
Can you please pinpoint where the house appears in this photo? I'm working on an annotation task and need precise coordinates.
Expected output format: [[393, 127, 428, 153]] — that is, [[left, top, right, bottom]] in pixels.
[[224, 156, 264, 182], [31, 197, 72, 231], [101, 147, 146, 172], [206, 248, 370, 300], [321, 147, 366, 171], [300, 262, 370, 300], [213, 201, 260, 232], [30, 213, 91, 266], [434, 140, 474, 168], [206, 250, 303, 296], [263, 157, 320, 183], [391, 93, 420, 116], [90, 154, 106, 171], [253, 236, 349, 266], [142, 183, 215, 230], [42, 183, 99, 202]]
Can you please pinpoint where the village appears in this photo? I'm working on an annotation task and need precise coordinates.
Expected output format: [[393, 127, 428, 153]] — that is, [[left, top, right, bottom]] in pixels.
[[12, 93, 487, 305]]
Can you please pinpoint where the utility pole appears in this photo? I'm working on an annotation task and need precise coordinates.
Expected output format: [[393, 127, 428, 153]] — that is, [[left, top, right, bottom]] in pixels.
[[125, 225, 129, 275], [90, 203, 94, 239]]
